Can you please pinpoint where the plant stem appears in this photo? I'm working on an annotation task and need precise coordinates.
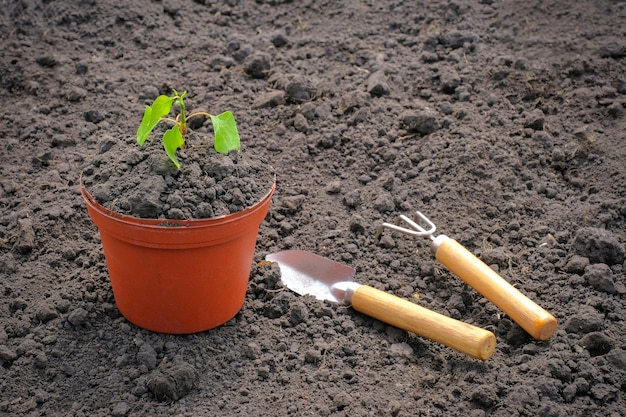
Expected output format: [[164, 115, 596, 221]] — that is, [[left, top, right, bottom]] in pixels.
[[176, 94, 188, 137], [160, 117, 179, 125], [187, 111, 213, 120]]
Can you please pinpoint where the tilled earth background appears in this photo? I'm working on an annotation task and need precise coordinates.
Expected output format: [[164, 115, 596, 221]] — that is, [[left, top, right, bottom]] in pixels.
[[1, 0, 625, 416]]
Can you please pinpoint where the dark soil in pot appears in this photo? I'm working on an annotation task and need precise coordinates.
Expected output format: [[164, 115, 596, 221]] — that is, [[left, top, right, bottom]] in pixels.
[[1, 0, 625, 416], [81, 132, 275, 220]]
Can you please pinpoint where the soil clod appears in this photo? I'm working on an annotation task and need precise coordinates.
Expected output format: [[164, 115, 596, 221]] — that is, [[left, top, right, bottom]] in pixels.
[[147, 362, 197, 402]]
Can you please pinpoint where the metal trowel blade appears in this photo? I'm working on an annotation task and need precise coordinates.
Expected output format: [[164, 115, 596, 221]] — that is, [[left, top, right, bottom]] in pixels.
[[265, 250, 356, 303]]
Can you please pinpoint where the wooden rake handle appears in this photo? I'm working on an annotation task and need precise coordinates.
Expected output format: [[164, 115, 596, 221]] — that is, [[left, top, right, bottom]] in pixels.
[[433, 236, 558, 341], [351, 285, 496, 360]]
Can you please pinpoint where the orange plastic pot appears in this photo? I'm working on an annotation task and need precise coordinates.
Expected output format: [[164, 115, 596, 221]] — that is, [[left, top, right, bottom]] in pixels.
[[81, 179, 275, 334]]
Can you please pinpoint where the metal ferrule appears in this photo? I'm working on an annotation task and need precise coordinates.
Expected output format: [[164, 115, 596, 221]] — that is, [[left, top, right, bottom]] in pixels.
[[330, 282, 362, 304], [430, 234, 450, 256]]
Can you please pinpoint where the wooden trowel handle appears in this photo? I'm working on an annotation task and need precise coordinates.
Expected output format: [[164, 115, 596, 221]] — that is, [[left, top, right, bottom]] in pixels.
[[351, 285, 496, 360], [433, 236, 557, 341]]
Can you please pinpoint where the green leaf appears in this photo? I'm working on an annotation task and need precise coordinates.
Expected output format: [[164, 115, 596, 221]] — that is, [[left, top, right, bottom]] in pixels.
[[136, 95, 175, 145], [211, 111, 241, 154], [162, 125, 184, 169]]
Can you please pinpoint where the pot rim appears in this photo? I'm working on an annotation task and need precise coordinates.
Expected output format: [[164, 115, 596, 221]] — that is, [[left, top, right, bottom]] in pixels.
[[80, 174, 276, 229]]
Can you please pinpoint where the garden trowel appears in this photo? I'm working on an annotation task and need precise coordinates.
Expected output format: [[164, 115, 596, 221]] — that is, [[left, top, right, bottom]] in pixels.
[[265, 250, 496, 360]]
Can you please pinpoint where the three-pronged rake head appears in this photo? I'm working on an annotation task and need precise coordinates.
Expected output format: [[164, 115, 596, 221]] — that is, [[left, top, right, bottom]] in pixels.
[[376, 211, 437, 240]]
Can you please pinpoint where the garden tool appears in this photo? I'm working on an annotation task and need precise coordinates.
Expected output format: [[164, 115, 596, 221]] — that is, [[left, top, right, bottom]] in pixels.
[[377, 211, 558, 341], [265, 250, 496, 360]]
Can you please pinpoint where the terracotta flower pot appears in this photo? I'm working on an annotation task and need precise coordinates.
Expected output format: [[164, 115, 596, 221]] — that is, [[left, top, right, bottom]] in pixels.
[[81, 178, 275, 334]]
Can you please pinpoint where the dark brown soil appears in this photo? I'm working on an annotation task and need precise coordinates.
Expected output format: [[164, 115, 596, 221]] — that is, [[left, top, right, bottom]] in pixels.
[[1, 0, 625, 416], [81, 131, 275, 219]]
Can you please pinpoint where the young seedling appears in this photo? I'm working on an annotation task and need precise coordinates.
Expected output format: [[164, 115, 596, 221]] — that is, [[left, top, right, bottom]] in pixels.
[[136, 89, 240, 169]]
